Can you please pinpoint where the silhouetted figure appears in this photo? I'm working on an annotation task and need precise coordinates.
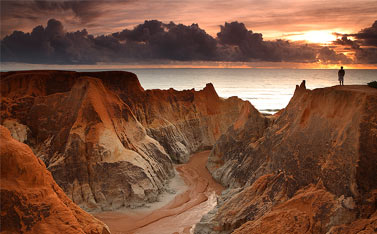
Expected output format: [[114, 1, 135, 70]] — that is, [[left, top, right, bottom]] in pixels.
[[338, 66, 345, 85]]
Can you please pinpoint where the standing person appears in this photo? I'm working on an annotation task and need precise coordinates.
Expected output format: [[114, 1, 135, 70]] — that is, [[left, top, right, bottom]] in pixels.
[[338, 66, 345, 85]]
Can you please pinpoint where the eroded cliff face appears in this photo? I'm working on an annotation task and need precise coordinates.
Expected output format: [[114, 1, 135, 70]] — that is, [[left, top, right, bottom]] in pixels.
[[0, 70, 245, 211], [0, 126, 110, 234], [196, 82, 377, 234], [122, 83, 246, 162]]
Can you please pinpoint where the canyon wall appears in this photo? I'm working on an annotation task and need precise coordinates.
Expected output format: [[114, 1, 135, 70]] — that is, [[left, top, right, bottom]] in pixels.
[[122, 82, 245, 163], [4, 70, 374, 233], [196, 82, 377, 233], [0, 126, 110, 234], [0, 70, 246, 211]]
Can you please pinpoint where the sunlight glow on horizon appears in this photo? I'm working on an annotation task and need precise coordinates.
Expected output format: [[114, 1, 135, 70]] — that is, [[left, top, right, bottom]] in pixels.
[[285, 30, 339, 44]]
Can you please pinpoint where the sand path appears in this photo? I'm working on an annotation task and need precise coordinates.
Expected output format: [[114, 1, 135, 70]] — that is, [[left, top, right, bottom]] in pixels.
[[94, 150, 223, 234]]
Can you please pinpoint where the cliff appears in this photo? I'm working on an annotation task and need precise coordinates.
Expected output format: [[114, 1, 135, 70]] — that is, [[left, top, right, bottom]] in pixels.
[[0, 126, 110, 234], [196, 82, 377, 233], [122, 82, 245, 162], [0, 70, 246, 211]]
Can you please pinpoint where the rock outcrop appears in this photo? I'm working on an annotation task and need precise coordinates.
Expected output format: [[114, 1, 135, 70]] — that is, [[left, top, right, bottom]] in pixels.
[[196, 82, 377, 233], [122, 82, 246, 163], [0, 126, 110, 234], [0, 70, 245, 211]]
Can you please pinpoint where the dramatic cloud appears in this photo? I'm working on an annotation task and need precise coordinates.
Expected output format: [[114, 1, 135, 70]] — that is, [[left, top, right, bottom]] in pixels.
[[217, 21, 318, 62], [0, 19, 369, 64], [334, 36, 360, 49], [317, 47, 352, 64], [218, 22, 253, 46], [1, 19, 129, 64], [1, 19, 218, 64], [334, 20, 377, 64], [113, 20, 218, 60], [355, 48, 377, 64], [352, 20, 377, 47]]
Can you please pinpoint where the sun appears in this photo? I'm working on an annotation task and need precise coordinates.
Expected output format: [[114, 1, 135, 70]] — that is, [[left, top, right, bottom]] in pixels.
[[287, 30, 338, 44]]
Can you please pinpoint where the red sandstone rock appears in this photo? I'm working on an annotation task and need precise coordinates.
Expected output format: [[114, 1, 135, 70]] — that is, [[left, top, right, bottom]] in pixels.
[[0, 70, 245, 211], [0, 126, 110, 234], [196, 83, 377, 233], [122, 82, 247, 162], [233, 184, 356, 234]]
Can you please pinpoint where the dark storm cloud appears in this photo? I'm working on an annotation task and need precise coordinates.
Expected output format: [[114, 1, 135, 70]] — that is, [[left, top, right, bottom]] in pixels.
[[334, 36, 360, 49], [351, 20, 377, 47], [218, 22, 253, 46], [152, 22, 218, 61], [1, 19, 218, 64], [317, 47, 352, 64], [217, 21, 317, 62], [0, 19, 361, 64], [355, 48, 377, 64], [113, 20, 218, 60], [1, 19, 100, 64], [334, 20, 377, 64], [112, 20, 165, 42]]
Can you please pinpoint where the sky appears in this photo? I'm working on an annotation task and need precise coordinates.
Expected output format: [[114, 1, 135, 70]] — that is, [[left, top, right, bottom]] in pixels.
[[1, 0, 377, 68]]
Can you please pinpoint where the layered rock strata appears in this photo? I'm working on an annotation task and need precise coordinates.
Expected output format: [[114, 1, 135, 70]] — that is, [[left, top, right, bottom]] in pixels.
[[196, 82, 377, 233], [0, 70, 245, 211], [0, 126, 110, 234], [122, 82, 245, 163]]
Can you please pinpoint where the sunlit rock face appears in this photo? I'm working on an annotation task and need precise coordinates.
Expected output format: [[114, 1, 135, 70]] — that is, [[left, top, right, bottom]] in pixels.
[[0, 126, 110, 234], [196, 82, 377, 234], [0, 70, 245, 211], [121, 82, 247, 163]]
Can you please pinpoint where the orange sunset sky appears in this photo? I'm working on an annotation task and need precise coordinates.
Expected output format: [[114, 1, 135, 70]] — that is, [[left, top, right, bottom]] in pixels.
[[1, 0, 377, 68]]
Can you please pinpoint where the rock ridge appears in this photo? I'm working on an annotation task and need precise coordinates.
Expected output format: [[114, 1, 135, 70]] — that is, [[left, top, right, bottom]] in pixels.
[[196, 82, 377, 234]]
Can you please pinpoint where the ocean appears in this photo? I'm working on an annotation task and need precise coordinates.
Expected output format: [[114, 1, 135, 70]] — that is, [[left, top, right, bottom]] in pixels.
[[126, 68, 377, 114]]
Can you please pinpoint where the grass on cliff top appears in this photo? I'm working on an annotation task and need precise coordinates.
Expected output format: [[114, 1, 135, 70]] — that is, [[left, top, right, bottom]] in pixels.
[[367, 81, 377, 89]]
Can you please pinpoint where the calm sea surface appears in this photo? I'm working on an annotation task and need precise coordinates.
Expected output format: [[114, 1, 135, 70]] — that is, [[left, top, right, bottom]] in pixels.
[[125, 69, 377, 114]]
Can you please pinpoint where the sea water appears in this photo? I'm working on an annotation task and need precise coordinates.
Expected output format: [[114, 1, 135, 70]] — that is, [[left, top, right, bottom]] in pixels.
[[127, 68, 377, 114]]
